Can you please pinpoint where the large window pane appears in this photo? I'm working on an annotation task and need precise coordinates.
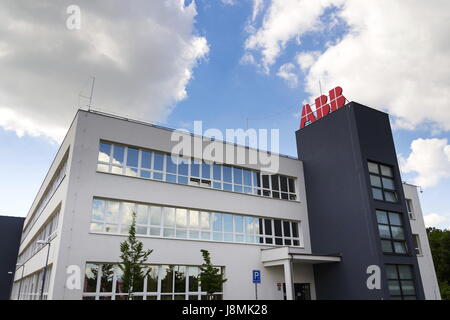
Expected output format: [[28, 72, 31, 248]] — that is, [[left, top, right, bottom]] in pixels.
[[98, 142, 111, 162], [99, 264, 114, 292], [189, 210, 200, 229], [163, 208, 175, 227], [382, 177, 395, 190], [136, 204, 149, 225], [370, 175, 382, 187], [372, 188, 383, 200], [380, 165, 393, 177], [188, 267, 199, 292], [233, 168, 243, 185], [388, 213, 402, 226], [376, 210, 389, 224], [146, 266, 158, 293], [153, 153, 164, 171], [174, 266, 186, 293], [126, 148, 139, 167], [112, 145, 125, 165], [264, 219, 272, 235], [178, 159, 189, 176], [223, 166, 232, 183], [141, 151, 152, 169], [166, 156, 177, 174], [202, 163, 211, 179], [105, 201, 120, 223], [368, 162, 379, 174], [391, 226, 405, 240], [223, 214, 233, 233], [150, 206, 162, 225], [191, 161, 200, 177], [212, 213, 222, 232], [176, 209, 188, 228], [84, 264, 98, 292], [243, 170, 252, 186], [234, 215, 244, 233], [213, 164, 222, 180], [200, 212, 210, 230], [160, 266, 174, 293], [92, 199, 105, 221]]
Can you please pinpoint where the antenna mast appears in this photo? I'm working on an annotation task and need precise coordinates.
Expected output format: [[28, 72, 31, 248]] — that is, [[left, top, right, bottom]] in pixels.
[[88, 76, 95, 111]]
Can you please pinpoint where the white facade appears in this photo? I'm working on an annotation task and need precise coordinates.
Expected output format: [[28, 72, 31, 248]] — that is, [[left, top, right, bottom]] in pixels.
[[12, 110, 317, 300], [403, 183, 441, 300]]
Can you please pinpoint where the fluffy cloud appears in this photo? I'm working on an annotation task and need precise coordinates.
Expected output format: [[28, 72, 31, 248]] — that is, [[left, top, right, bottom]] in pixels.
[[0, 1, 209, 142], [424, 213, 450, 230], [245, 0, 450, 131], [276, 63, 298, 87], [399, 138, 450, 188]]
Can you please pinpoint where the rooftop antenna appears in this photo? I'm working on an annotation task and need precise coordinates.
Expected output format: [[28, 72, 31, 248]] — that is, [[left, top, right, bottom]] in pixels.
[[79, 76, 96, 111]]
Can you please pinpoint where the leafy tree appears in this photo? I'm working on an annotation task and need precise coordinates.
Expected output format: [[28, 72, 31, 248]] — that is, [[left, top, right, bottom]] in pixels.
[[199, 249, 227, 300], [427, 227, 450, 300], [119, 212, 153, 300]]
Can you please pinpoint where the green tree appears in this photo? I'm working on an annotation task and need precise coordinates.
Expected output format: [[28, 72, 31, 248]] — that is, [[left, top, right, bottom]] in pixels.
[[427, 227, 450, 300], [119, 212, 153, 300], [198, 249, 227, 300]]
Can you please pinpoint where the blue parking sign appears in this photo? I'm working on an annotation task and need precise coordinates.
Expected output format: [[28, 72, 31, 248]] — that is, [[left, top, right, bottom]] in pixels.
[[252, 270, 261, 283]]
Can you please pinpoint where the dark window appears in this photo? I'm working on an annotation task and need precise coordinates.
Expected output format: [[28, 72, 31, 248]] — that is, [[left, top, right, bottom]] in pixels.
[[386, 265, 416, 300], [376, 210, 407, 254], [264, 219, 272, 235], [368, 161, 397, 202]]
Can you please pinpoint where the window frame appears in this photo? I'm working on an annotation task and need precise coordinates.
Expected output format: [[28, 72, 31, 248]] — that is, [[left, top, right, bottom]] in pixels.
[[368, 161, 398, 203]]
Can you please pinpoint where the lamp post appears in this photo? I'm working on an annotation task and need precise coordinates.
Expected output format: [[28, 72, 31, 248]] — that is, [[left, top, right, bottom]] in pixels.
[[36, 237, 52, 300]]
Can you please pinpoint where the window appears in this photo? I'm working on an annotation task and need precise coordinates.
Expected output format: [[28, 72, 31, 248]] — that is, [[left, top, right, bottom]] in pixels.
[[97, 141, 298, 202], [385, 265, 417, 300], [376, 210, 407, 254], [406, 199, 414, 219], [90, 198, 302, 247], [368, 161, 397, 202], [412, 234, 422, 255], [82, 263, 223, 300]]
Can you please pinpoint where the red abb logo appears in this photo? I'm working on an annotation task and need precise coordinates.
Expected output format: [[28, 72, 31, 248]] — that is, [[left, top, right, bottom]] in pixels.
[[300, 86, 346, 129]]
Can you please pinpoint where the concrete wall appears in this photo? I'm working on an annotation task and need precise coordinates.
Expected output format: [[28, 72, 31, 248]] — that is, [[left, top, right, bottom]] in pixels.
[[0, 216, 24, 299]]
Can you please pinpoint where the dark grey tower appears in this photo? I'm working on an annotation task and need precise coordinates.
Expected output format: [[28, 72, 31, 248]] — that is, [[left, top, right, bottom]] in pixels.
[[0, 216, 24, 300], [296, 102, 424, 299]]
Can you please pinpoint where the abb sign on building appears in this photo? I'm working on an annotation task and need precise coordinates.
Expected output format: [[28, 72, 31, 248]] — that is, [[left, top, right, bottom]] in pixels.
[[300, 87, 347, 129]]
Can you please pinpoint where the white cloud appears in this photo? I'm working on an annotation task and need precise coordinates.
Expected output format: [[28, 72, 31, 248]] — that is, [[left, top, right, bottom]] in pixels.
[[245, 0, 344, 72], [399, 138, 450, 188], [296, 51, 320, 71], [0, 1, 209, 142], [245, 0, 450, 131], [276, 63, 298, 87], [424, 213, 450, 230]]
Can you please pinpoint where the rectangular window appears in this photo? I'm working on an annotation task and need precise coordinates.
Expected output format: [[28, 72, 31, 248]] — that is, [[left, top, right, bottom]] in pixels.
[[406, 199, 414, 219], [368, 161, 398, 203], [385, 265, 416, 300], [376, 210, 407, 254], [97, 142, 298, 202], [90, 198, 301, 248], [412, 234, 422, 255]]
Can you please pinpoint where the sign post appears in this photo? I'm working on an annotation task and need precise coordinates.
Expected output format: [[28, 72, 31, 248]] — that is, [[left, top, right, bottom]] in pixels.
[[252, 270, 261, 300]]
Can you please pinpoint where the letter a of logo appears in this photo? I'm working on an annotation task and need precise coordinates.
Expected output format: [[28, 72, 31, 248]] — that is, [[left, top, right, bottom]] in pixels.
[[366, 265, 381, 290]]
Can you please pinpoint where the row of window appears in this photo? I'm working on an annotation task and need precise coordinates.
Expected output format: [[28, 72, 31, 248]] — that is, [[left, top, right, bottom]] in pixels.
[[11, 266, 52, 300], [97, 142, 297, 200], [17, 209, 60, 265], [90, 198, 302, 247], [386, 265, 416, 300], [21, 155, 67, 243], [83, 263, 223, 300]]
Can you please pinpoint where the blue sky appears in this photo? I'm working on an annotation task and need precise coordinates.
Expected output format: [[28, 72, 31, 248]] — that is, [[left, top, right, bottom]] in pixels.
[[0, 0, 449, 229]]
